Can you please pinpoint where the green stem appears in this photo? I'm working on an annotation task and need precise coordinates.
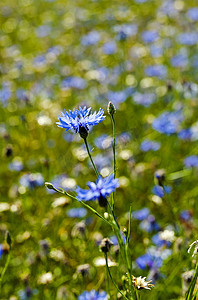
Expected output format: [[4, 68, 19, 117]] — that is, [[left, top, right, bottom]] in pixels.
[[47, 184, 112, 227], [110, 114, 116, 210], [0, 252, 11, 293], [83, 138, 99, 177], [110, 115, 116, 179], [104, 253, 129, 300], [107, 201, 135, 299], [105, 260, 110, 297]]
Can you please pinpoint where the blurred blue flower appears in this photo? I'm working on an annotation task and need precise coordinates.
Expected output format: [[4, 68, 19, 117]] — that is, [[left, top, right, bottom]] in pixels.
[[142, 30, 159, 43], [56, 106, 105, 136], [177, 32, 198, 45], [67, 208, 87, 218], [132, 207, 150, 221], [184, 155, 198, 168], [187, 7, 198, 21], [9, 159, 24, 172], [36, 25, 51, 37], [152, 233, 172, 247], [16, 89, 28, 101], [34, 55, 46, 67], [62, 76, 87, 90], [20, 173, 44, 189], [135, 0, 148, 3], [110, 232, 126, 245], [92, 154, 112, 171], [94, 134, 112, 149], [18, 287, 38, 300], [76, 174, 119, 206], [118, 132, 131, 144], [136, 253, 162, 270], [145, 65, 167, 78], [152, 185, 171, 198], [171, 53, 188, 68], [0, 83, 11, 107], [136, 247, 172, 271], [180, 210, 192, 221], [81, 31, 101, 46], [164, 185, 172, 194], [78, 290, 108, 300], [139, 215, 160, 232], [102, 41, 117, 55], [114, 24, 137, 41], [150, 44, 163, 58], [152, 185, 164, 198], [178, 128, 192, 140], [107, 88, 133, 105], [152, 111, 183, 135], [0, 245, 3, 258], [47, 174, 76, 193], [133, 92, 156, 107], [140, 139, 161, 152]]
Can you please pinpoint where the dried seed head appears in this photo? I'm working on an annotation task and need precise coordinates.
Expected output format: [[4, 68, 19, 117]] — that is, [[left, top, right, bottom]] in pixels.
[[77, 264, 90, 277], [100, 238, 114, 253]]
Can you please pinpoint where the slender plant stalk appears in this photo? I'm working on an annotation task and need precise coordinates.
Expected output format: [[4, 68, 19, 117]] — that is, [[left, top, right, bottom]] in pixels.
[[110, 114, 116, 210], [185, 260, 198, 300], [107, 201, 136, 299], [83, 138, 99, 177], [105, 259, 110, 297], [110, 114, 116, 179], [0, 252, 11, 293], [104, 253, 129, 300]]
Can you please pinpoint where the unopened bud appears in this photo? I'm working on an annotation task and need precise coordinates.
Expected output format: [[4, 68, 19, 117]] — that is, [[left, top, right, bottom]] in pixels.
[[107, 102, 116, 116], [45, 182, 54, 190], [6, 231, 12, 249], [155, 169, 165, 186]]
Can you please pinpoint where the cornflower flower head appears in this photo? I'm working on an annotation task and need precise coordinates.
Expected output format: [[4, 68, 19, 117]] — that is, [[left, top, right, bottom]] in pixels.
[[56, 106, 105, 139], [76, 174, 119, 207]]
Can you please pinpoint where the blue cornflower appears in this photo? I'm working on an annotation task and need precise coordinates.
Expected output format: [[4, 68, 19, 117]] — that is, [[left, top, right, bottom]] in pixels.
[[76, 174, 119, 207], [187, 7, 198, 21], [178, 128, 192, 140], [152, 185, 164, 198], [132, 207, 150, 221], [67, 208, 87, 218], [184, 155, 198, 168], [177, 32, 198, 45], [78, 290, 108, 300], [180, 210, 192, 221], [133, 92, 156, 107], [56, 106, 105, 139], [139, 215, 160, 232], [145, 65, 167, 78], [140, 139, 160, 151], [142, 30, 159, 43], [152, 111, 183, 135], [20, 173, 44, 189]]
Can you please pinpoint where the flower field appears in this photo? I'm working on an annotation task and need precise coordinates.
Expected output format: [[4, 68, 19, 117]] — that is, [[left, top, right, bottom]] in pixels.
[[1, 0, 198, 299]]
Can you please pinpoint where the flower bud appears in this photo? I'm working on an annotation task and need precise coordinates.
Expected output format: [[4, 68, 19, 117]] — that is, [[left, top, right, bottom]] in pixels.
[[107, 102, 116, 116], [6, 231, 12, 249], [45, 182, 54, 190], [155, 169, 165, 186]]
